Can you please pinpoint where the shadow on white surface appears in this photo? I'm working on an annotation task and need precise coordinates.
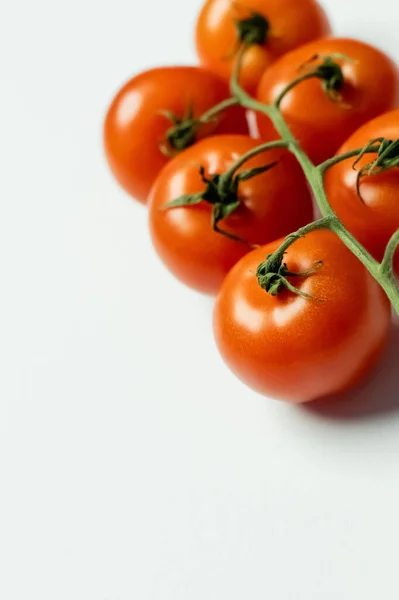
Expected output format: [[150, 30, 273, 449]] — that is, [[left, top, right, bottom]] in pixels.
[[303, 320, 399, 421]]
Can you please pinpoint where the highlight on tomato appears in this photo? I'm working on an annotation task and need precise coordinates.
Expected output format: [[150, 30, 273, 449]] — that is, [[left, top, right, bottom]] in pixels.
[[104, 66, 248, 204], [256, 38, 399, 164], [213, 230, 391, 403], [324, 109, 399, 271], [148, 134, 313, 295], [196, 0, 330, 93]]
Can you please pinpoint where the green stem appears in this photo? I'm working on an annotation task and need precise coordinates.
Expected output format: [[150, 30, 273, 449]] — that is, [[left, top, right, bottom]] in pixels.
[[198, 97, 239, 124], [230, 50, 399, 315], [269, 216, 335, 257], [220, 139, 288, 184], [231, 45, 269, 108], [318, 146, 381, 172], [381, 229, 399, 276], [274, 72, 318, 108]]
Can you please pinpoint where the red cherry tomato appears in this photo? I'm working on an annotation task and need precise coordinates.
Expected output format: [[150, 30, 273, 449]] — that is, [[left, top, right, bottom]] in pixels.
[[325, 109, 399, 271], [196, 0, 330, 93], [213, 230, 391, 402], [104, 67, 248, 204], [148, 135, 313, 294], [256, 38, 399, 164]]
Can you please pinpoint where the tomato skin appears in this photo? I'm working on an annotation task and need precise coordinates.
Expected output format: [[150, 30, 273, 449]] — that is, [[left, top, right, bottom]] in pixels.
[[213, 230, 391, 402], [148, 135, 313, 295], [325, 110, 399, 271], [256, 38, 399, 165], [196, 0, 330, 94], [104, 67, 248, 204]]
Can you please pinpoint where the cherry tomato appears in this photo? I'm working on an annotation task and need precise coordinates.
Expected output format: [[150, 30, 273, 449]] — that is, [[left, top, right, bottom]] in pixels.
[[256, 38, 399, 164], [325, 109, 399, 271], [148, 135, 313, 294], [213, 230, 391, 402], [104, 67, 248, 204], [196, 0, 330, 93]]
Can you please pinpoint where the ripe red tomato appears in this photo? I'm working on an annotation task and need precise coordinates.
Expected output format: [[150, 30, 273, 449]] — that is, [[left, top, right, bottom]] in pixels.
[[104, 67, 248, 204], [325, 110, 399, 271], [148, 135, 313, 294], [256, 38, 399, 164], [196, 0, 330, 93], [213, 230, 391, 402]]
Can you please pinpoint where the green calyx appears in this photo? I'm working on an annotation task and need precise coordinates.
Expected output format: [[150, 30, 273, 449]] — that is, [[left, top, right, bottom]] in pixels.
[[256, 240, 322, 299], [236, 12, 270, 46], [160, 106, 199, 156], [301, 53, 354, 105], [316, 58, 344, 92], [159, 98, 239, 156], [162, 162, 277, 244], [353, 137, 399, 201]]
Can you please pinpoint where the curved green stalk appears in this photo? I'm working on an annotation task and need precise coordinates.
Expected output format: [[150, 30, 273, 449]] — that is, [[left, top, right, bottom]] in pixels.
[[198, 97, 239, 124], [219, 139, 288, 185], [318, 146, 381, 172]]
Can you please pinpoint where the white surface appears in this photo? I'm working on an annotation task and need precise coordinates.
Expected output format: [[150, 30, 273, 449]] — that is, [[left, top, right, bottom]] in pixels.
[[1, 1, 399, 598]]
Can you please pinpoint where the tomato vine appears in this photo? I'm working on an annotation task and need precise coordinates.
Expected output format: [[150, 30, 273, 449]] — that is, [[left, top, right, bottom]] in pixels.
[[220, 46, 399, 314]]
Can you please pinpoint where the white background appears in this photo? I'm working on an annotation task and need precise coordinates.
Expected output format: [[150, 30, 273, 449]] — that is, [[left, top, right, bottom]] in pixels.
[[1, 0, 399, 598]]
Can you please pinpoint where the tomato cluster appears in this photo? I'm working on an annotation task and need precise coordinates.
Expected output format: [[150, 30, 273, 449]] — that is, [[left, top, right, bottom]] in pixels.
[[104, 0, 399, 403]]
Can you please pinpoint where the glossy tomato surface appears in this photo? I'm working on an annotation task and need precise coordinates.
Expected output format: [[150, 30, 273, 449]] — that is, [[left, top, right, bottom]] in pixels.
[[214, 230, 391, 402], [256, 38, 399, 164], [104, 67, 248, 204], [196, 0, 330, 93], [148, 135, 313, 294], [325, 109, 399, 271]]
